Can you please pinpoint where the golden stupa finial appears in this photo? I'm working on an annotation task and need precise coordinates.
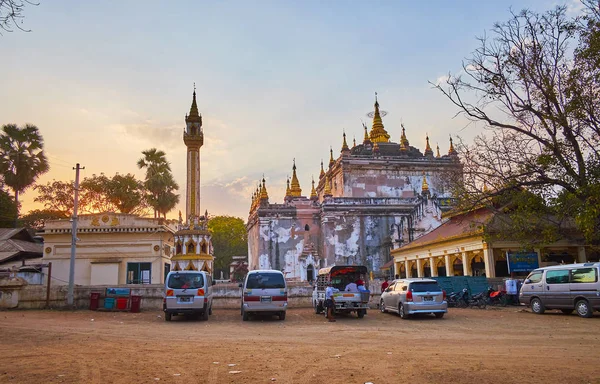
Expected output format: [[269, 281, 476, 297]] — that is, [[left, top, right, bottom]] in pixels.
[[310, 176, 317, 199], [290, 159, 302, 197], [323, 173, 332, 196], [436, 143, 440, 158], [424, 133, 433, 157], [319, 159, 325, 179], [260, 176, 269, 200], [341, 131, 349, 153], [421, 171, 429, 193], [329, 146, 335, 168], [363, 122, 370, 143], [369, 92, 390, 143], [353, 136, 356, 148], [285, 177, 291, 197], [449, 135, 457, 156], [186, 84, 201, 123], [400, 123, 409, 149]]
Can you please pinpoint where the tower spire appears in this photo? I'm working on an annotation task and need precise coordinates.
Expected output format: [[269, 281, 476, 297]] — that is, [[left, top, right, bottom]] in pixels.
[[436, 143, 441, 158], [448, 136, 457, 156], [329, 146, 335, 168], [310, 176, 318, 200], [363, 122, 370, 144], [290, 159, 302, 197], [186, 85, 202, 124], [424, 133, 433, 157], [285, 177, 291, 198], [369, 92, 390, 143], [341, 131, 350, 154], [260, 176, 269, 200], [319, 159, 325, 179], [400, 123, 409, 150], [323, 173, 332, 197]]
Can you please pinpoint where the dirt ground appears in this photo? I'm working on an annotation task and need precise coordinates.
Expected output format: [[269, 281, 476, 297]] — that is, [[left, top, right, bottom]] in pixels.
[[0, 306, 599, 384]]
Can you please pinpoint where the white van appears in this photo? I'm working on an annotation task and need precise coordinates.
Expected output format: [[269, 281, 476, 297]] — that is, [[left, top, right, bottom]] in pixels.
[[240, 270, 287, 321], [163, 271, 214, 321], [519, 262, 600, 318]]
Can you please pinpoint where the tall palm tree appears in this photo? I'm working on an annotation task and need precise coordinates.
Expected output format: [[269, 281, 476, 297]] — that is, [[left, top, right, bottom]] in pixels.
[[137, 148, 178, 218], [0, 124, 49, 214]]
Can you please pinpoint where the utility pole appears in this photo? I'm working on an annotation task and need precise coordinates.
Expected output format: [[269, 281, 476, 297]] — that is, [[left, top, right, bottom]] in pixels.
[[67, 163, 84, 307]]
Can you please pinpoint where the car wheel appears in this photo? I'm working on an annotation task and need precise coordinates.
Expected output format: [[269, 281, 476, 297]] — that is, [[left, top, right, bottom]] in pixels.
[[530, 298, 545, 314], [560, 309, 573, 315], [357, 309, 365, 318], [399, 303, 409, 319], [576, 300, 593, 318], [242, 310, 249, 321], [164, 312, 172, 322], [201, 310, 209, 321], [434, 312, 444, 319], [209, 304, 213, 315], [314, 301, 323, 314], [278, 312, 286, 321], [380, 300, 387, 313]]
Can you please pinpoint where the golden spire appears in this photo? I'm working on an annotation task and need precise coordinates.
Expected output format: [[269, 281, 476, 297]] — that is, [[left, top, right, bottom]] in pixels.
[[353, 136, 356, 148], [186, 84, 202, 124], [363, 123, 370, 143], [448, 136, 457, 156], [319, 160, 325, 179], [400, 123, 409, 149], [421, 171, 429, 193], [369, 93, 390, 143], [260, 176, 269, 200], [424, 134, 433, 157], [250, 191, 256, 211], [341, 131, 349, 153], [436, 143, 441, 158], [323, 173, 332, 196], [290, 159, 302, 197], [329, 146, 335, 168], [310, 177, 317, 199], [285, 177, 291, 198]]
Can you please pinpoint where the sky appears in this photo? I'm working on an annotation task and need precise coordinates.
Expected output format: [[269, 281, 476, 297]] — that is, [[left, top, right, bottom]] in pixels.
[[1, 0, 580, 221]]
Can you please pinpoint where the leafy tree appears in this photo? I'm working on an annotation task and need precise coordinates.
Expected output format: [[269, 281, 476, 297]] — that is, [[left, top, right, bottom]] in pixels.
[[0, 124, 49, 215], [434, 3, 600, 245], [33, 180, 74, 216], [19, 208, 69, 230], [208, 216, 247, 278], [137, 148, 179, 218], [0, 186, 18, 228], [107, 173, 148, 215]]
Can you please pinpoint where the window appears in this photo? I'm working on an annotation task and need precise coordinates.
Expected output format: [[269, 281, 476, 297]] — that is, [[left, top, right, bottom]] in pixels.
[[187, 243, 195, 254], [246, 273, 285, 289], [526, 271, 543, 284], [386, 283, 395, 292], [167, 272, 204, 289], [127, 262, 152, 284], [305, 224, 310, 231], [571, 268, 598, 283], [410, 282, 442, 292], [394, 283, 404, 292], [546, 269, 569, 284]]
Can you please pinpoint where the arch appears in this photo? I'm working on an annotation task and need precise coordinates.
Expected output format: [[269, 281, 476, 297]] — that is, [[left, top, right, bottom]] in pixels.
[[304, 224, 310, 231], [306, 264, 315, 282], [410, 261, 417, 278], [200, 240, 208, 254], [175, 241, 182, 255], [187, 243, 195, 254], [453, 257, 464, 276], [422, 259, 431, 277], [470, 254, 485, 276], [436, 258, 446, 277], [173, 261, 181, 271]]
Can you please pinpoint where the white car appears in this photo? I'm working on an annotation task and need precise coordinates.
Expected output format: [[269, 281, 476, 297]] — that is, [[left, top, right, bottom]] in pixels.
[[240, 270, 287, 321], [163, 271, 214, 321]]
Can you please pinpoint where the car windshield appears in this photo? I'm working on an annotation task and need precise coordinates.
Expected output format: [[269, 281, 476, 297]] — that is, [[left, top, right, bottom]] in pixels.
[[246, 273, 285, 289], [410, 282, 442, 292], [168, 273, 204, 289]]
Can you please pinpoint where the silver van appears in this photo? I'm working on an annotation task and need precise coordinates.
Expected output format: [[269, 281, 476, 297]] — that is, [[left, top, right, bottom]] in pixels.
[[379, 278, 447, 319], [240, 270, 287, 321], [519, 262, 600, 318], [163, 271, 214, 321]]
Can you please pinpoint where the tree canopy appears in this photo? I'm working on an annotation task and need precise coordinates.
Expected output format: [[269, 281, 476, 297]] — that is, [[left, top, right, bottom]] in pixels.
[[434, 2, 600, 245], [208, 215, 247, 278], [137, 148, 179, 219]]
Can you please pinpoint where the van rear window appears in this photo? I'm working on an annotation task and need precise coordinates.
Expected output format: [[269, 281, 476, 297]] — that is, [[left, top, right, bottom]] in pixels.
[[168, 273, 204, 289], [246, 273, 285, 289], [410, 282, 442, 292]]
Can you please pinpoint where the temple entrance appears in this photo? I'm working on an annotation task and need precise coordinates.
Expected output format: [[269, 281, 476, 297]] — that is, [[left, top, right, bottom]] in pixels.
[[437, 259, 446, 277], [422, 260, 431, 277], [306, 264, 315, 282], [453, 257, 464, 276]]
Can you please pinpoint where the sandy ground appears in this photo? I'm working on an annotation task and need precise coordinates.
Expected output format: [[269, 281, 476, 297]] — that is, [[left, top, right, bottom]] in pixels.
[[0, 306, 599, 384]]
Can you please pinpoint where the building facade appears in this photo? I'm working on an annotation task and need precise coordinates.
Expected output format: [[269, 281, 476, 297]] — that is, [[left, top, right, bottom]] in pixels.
[[247, 97, 462, 280], [40, 213, 176, 285]]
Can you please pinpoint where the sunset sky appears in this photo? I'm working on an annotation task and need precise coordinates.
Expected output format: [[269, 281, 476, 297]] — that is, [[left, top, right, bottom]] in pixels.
[[1, 0, 578, 220]]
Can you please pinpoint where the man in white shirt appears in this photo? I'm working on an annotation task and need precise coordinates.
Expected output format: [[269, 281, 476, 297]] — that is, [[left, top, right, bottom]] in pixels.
[[344, 281, 358, 292], [325, 281, 339, 322]]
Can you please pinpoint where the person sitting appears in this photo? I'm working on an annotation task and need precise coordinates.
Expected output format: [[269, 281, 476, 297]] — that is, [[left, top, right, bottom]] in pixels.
[[357, 280, 368, 292], [344, 280, 358, 292]]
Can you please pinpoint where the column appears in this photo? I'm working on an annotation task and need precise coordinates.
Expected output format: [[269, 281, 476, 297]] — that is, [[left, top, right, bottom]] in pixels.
[[577, 246, 587, 263], [483, 244, 495, 278], [462, 252, 469, 276], [430, 258, 438, 277], [416, 259, 423, 278], [445, 255, 452, 276], [404, 260, 410, 278]]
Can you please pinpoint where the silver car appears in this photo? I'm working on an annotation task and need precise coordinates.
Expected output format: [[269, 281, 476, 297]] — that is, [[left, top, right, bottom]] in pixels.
[[380, 278, 447, 319], [240, 270, 288, 321]]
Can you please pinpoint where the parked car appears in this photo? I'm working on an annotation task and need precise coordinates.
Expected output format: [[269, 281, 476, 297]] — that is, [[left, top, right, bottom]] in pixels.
[[163, 270, 215, 321], [519, 262, 600, 318], [380, 278, 447, 319], [240, 270, 287, 321], [312, 265, 370, 318]]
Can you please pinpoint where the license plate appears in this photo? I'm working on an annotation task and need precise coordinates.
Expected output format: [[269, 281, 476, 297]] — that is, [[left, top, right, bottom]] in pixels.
[[261, 296, 271, 303], [179, 297, 191, 303], [423, 296, 433, 302]]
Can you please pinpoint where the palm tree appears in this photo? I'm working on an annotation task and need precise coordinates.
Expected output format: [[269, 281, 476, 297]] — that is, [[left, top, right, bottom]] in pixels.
[[137, 148, 178, 218], [0, 124, 49, 215]]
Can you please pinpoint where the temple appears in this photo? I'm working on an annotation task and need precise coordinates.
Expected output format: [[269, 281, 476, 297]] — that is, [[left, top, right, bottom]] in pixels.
[[247, 96, 462, 281]]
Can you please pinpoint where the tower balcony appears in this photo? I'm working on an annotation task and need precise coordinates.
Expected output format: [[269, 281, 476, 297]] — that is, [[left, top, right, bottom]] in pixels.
[[184, 132, 204, 148]]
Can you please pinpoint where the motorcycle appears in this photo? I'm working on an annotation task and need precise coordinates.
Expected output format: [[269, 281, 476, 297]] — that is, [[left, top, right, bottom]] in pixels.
[[485, 287, 508, 307], [447, 290, 467, 308], [469, 289, 487, 309]]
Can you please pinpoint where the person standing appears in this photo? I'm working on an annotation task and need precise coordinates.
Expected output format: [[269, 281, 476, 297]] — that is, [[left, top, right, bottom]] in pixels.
[[325, 281, 339, 322], [381, 277, 389, 292]]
